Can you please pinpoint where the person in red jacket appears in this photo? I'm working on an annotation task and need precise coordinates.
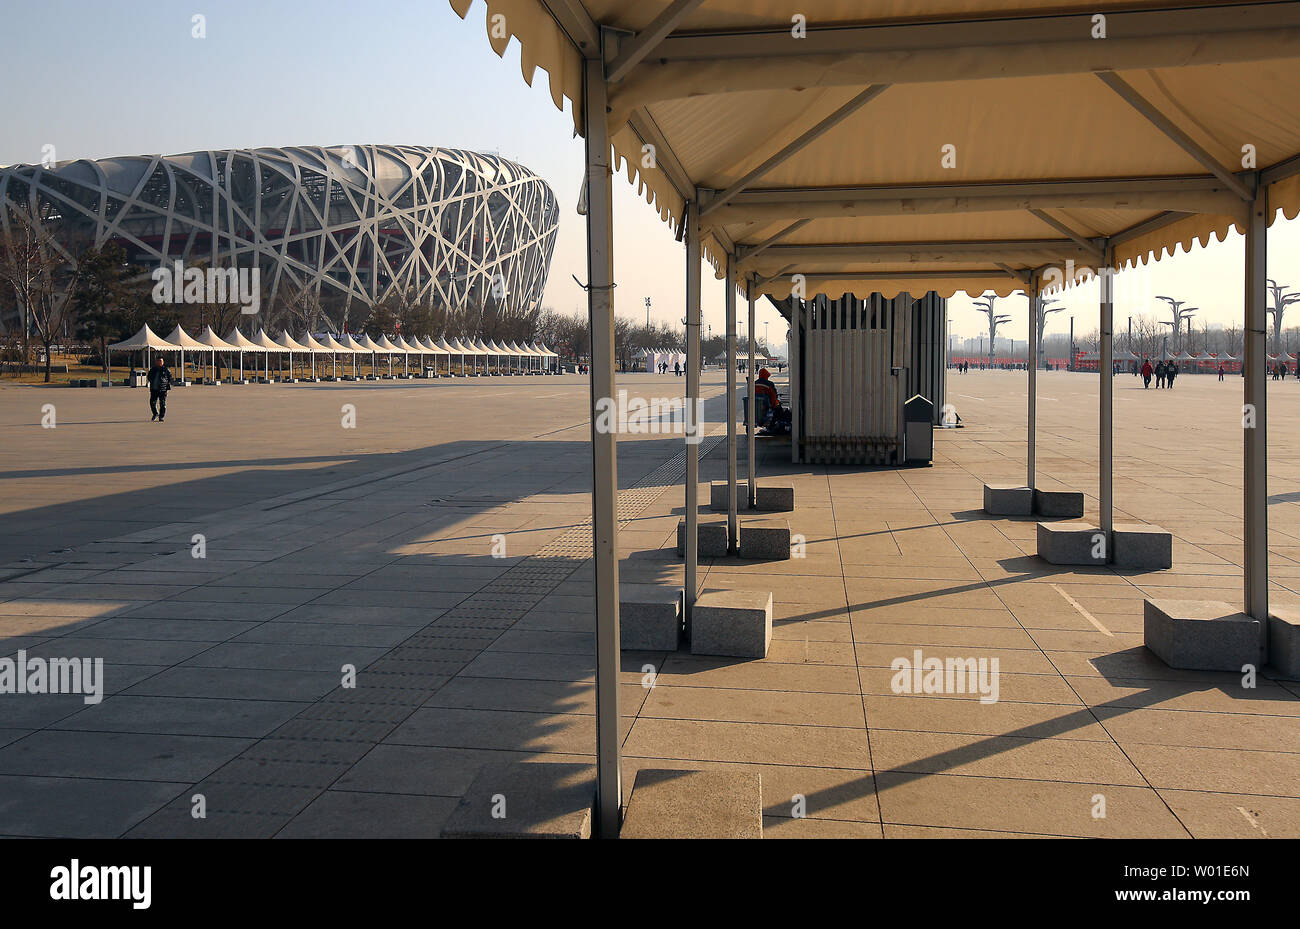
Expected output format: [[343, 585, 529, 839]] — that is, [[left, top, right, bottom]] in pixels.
[[1140, 358, 1153, 389], [755, 367, 781, 413]]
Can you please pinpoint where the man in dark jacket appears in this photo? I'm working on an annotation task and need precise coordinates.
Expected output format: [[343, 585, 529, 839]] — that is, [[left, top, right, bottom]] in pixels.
[[146, 356, 172, 422], [1166, 361, 1178, 388]]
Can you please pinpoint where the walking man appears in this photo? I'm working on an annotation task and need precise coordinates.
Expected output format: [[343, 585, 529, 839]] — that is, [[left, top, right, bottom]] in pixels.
[[1141, 357, 1153, 389], [147, 355, 172, 422], [1218, 364, 1225, 381], [1166, 361, 1178, 389]]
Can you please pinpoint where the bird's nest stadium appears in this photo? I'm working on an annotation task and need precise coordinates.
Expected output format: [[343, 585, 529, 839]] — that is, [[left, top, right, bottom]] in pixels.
[[0, 144, 559, 317]]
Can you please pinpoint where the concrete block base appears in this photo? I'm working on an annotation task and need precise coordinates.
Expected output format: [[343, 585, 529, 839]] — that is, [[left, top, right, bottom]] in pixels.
[[1268, 607, 1300, 679], [440, 762, 594, 838], [620, 584, 683, 651], [1112, 524, 1173, 569], [676, 519, 729, 558], [741, 518, 791, 560], [620, 769, 763, 839], [709, 482, 794, 512], [983, 483, 1033, 516], [1034, 488, 1085, 518], [1144, 599, 1261, 672], [1037, 522, 1107, 566], [754, 485, 795, 511], [691, 589, 773, 658]]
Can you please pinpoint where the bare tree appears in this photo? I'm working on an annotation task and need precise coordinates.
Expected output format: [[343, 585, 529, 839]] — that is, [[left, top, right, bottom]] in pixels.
[[0, 199, 83, 381]]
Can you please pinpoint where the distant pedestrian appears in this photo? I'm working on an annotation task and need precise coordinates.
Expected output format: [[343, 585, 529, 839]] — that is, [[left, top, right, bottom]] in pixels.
[[1166, 362, 1178, 388], [1141, 358, 1153, 389], [1154, 360, 1165, 387], [674, 361, 682, 376], [146, 356, 172, 421], [1218, 364, 1225, 381]]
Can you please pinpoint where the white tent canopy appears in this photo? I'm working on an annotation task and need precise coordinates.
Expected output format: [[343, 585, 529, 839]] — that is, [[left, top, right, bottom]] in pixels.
[[163, 325, 207, 350], [194, 326, 240, 351], [249, 328, 288, 352], [275, 330, 312, 353], [223, 328, 267, 352], [107, 324, 173, 352], [317, 333, 355, 353]]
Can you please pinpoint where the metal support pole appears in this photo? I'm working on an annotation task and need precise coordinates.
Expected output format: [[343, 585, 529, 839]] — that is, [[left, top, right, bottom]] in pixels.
[[1027, 274, 1040, 488], [583, 53, 622, 837], [1100, 243, 1115, 539], [791, 297, 801, 464], [726, 254, 738, 552], [1244, 189, 1269, 636], [746, 277, 757, 507], [685, 200, 702, 625]]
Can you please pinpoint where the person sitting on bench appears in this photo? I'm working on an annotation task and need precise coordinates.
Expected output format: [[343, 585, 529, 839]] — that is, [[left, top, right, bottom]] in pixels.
[[754, 368, 791, 434], [755, 367, 781, 414]]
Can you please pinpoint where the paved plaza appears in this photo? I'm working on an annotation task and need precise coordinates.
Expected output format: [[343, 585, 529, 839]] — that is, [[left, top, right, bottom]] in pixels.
[[0, 370, 1297, 838]]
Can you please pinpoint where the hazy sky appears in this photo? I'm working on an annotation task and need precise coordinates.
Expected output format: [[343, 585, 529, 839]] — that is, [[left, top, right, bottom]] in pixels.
[[2, 0, 1296, 353]]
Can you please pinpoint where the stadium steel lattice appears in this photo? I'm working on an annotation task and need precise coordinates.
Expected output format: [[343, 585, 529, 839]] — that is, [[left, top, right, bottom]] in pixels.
[[0, 144, 559, 316]]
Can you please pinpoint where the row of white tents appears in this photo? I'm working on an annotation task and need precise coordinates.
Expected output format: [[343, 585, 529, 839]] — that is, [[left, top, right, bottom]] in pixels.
[[106, 323, 560, 383]]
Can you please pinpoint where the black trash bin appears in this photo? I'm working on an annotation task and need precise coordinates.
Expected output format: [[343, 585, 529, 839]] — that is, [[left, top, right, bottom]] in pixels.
[[904, 395, 934, 465]]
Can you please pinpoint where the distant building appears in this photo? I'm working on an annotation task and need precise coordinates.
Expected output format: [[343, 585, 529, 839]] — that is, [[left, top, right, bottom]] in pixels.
[[0, 144, 558, 321]]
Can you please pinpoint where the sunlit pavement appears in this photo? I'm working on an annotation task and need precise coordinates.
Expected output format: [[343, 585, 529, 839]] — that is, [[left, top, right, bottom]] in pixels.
[[0, 369, 1297, 837]]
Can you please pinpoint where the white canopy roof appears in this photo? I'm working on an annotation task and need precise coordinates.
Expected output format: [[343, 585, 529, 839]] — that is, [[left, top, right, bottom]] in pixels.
[[163, 325, 207, 350], [194, 325, 241, 351], [374, 334, 405, 352], [450, 0, 1300, 300], [249, 328, 288, 352], [275, 330, 312, 352], [394, 334, 423, 353], [338, 333, 370, 352], [223, 328, 267, 352], [300, 332, 334, 353], [419, 336, 448, 354], [107, 323, 172, 352], [318, 333, 355, 353]]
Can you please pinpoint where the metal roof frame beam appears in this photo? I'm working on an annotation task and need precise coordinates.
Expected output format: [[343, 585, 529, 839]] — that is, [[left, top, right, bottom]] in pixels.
[[698, 84, 891, 218], [1028, 209, 1105, 260], [607, 3, 1300, 113], [606, 0, 706, 82], [735, 218, 812, 262], [749, 239, 1093, 265], [1096, 71, 1255, 201], [707, 175, 1244, 224]]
